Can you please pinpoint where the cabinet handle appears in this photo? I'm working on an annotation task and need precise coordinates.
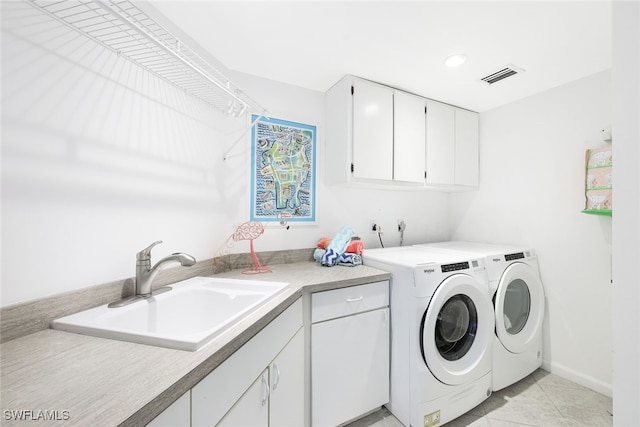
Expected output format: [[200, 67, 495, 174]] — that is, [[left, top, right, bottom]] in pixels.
[[261, 374, 270, 406], [346, 296, 364, 302], [272, 363, 280, 391]]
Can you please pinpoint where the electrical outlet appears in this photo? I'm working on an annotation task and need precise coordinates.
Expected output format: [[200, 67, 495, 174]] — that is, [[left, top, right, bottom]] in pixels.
[[370, 220, 377, 233], [397, 219, 406, 232]]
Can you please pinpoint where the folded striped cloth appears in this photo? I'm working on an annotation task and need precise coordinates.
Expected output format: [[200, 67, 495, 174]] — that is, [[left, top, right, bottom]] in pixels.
[[321, 226, 355, 267], [337, 253, 362, 266]]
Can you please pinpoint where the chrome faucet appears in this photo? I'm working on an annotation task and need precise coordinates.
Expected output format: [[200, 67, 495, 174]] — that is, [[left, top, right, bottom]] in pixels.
[[135, 240, 196, 297], [108, 240, 196, 308]]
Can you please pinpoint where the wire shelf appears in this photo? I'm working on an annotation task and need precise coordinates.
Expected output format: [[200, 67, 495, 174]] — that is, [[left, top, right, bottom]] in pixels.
[[27, 0, 266, 117]]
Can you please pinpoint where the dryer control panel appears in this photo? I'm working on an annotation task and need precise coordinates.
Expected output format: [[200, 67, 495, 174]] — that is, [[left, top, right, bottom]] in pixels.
[[504, 252, 525, 261]]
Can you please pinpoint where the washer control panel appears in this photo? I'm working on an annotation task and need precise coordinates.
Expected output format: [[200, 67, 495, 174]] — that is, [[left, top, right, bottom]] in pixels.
[[441, 259, 481, 273], [441, 262, 470, 272]]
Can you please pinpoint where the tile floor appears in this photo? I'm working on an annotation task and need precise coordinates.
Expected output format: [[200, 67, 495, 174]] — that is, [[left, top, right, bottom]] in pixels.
[[346, 369, 613, 427]]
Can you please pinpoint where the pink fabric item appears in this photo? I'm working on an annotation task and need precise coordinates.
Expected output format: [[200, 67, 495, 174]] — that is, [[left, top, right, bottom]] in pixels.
[[345, 240, 364, 255], [317, 237, 331, 249]]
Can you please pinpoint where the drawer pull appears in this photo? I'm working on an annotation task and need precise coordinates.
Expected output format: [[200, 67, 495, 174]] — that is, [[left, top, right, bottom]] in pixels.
[[261, 374, 270, 406], [346, 296, 364, 302], [272, 363, 280, 391]]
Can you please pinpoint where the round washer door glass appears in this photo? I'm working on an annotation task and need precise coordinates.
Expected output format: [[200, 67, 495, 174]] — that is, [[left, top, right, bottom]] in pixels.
[[494, 262, 545, 354], [503, 278, 530, 335], [420, 273, 493, 386], [435, 294, 477, 361]]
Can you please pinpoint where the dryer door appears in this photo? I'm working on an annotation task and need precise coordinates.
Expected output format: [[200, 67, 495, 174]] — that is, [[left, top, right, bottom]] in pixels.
[[420, 274, 493, 386], [494, 262, 545, 354]]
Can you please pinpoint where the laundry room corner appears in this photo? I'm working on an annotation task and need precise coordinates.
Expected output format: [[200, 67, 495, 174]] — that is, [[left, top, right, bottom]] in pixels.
[[449, 70, 613, 396]]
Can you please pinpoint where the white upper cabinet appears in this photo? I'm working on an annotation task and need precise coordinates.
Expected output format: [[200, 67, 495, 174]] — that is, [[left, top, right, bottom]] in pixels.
[[454, 108, 480, 187], [325, 75, 423, 186], [352, 79, 394, 181], [325, 75, 478, 190], [394, 91, 427, 184], [425, 100, 479, 188], [426, 100, 456, 185]]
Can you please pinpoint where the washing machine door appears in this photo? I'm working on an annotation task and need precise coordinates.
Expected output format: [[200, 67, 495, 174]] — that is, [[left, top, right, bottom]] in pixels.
[[494, 262, 545, 354], [420, 274, 493, 386]]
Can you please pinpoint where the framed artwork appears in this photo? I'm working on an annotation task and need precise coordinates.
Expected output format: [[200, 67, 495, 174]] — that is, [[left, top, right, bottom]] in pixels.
[[250, 115, 316, 223]]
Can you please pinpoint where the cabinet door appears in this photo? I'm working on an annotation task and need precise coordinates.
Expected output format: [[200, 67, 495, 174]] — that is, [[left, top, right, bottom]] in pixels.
[[454, 109, 479, 186], [192, 299, 303, 426], [311, 307, 390, 427], [269, 327, 304, 427], [352, 79, 394, 181], [394, 91, 426, 183], [147, 392, 190, 427], [217, 369, 269, 427], [426, 101, 455, 185]]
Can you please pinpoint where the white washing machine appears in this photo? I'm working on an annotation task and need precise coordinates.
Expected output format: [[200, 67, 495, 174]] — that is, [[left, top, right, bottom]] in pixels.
[[414, 241, 546, 391], [363, 246, 494, 427]]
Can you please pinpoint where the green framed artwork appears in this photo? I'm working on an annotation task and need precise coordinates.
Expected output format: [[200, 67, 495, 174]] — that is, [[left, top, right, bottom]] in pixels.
[[582, 146, 612, 216]]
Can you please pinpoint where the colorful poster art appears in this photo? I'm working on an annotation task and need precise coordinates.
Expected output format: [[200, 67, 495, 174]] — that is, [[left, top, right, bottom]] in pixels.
[[251, 115, 316, 223]]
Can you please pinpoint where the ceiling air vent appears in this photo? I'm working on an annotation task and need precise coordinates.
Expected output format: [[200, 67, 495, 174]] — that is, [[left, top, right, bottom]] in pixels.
[[481, 64, 525, 85]]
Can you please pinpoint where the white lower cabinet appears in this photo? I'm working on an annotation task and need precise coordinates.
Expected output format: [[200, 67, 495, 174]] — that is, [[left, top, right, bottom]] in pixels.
[[216, 329, 304, 427], [217, 369, 269, 426], [311, 281, 390, 427], [217, 327, 304, 427], [148, 282, 393, 427], [269, 327, 305, 426], [147, 391, 191, 427], [147, 298, 303, 427], [192, 299, 304, 426]]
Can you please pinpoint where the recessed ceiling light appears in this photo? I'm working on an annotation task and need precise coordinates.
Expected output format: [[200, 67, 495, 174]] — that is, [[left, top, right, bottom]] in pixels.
[[445, 54, 467, 68]]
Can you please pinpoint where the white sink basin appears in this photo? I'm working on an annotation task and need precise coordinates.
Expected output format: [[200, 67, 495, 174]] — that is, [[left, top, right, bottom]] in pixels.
[[51, 277, 290, 351]]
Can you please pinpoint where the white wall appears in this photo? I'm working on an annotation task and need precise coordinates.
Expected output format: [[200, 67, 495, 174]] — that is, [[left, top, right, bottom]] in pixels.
[[612, 1, 640, 424], [450, 71, 613, 395], [0, 3, 449, 306]]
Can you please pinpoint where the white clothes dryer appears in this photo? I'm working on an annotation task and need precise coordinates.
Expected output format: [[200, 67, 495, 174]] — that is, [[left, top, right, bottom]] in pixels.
[[363, 246, 494, 427], [414, 241, 546, 391]]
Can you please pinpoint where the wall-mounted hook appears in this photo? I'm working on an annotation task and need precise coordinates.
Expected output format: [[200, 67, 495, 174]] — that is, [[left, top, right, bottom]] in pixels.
[[223, 113, 268, 161]]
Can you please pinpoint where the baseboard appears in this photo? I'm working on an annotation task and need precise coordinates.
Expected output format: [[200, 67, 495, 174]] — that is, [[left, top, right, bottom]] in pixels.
[[541, 360, 612, 397]]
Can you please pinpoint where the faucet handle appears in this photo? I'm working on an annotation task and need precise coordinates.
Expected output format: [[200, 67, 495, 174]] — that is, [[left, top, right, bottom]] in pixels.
[[137, 240, 162, 261]]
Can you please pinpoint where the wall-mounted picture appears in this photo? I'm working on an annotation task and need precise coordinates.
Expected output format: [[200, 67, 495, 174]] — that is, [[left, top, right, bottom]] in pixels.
[[251, 115, 316, 223], [583, 146, 612, 216]]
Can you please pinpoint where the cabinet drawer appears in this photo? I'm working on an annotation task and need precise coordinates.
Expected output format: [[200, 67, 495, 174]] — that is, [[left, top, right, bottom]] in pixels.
[[311, 281, 389, 323]]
